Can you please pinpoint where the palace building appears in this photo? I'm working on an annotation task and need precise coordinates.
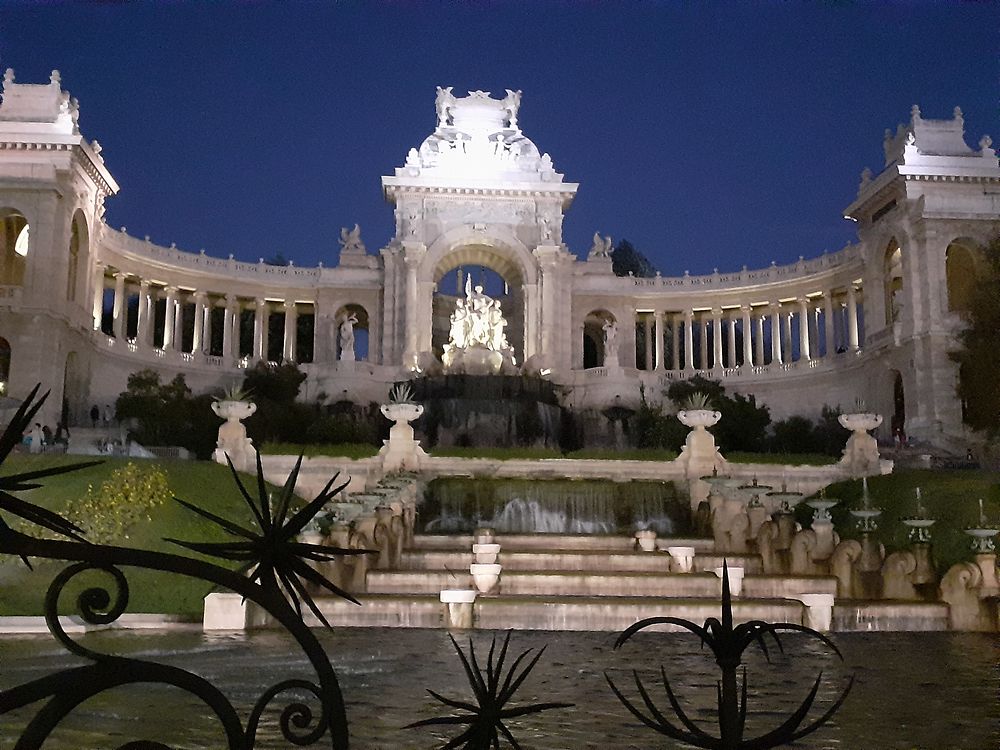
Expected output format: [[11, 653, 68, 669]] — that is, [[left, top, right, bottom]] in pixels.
[[0, 71, 997, 447]]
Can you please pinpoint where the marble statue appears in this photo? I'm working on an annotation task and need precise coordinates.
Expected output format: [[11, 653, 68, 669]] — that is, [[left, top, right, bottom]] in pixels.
[[588, 232, 613, 258], [603, 318, 617, 358], [338, 224, 365, 255], [435, 86, 456, 127], [441, 275, 516, 374], [339, 312, 358, 361]]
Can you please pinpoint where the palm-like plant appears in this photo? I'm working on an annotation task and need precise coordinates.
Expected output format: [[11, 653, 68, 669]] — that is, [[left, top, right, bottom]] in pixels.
[[407, 631, 572, 749], [167, 452, 371, 627], [606, 564, 853, 749]]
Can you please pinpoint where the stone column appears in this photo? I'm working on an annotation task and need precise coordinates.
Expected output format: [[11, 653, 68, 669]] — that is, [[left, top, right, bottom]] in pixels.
[[684, 310, 695, 371], [754, 313, 765, 365], [91, 264, 105, 331], [202, 300, 215, 355], [222, 295, 236, 362], [741, 305, 753, 367], [575, 321, 585, 369], [283, 300, 297, 362], [162, 287, 178, 350], [712, 308, 723, 370], [172, 291, 185, 351], [136, 280, 151, 348], [770, 302, 782, 364], [192, 292, 206, 354], [654, 310, 664, 371], [823, 293, 835, 357], [782, 306, 793, 361], [726, 312, 737, 368], [402, 242, 425, 365], [644, 315, 653, 371], [112, 272, 127, 339], [253, 298, 268, 360], [847, 285, 860, 350], [698, 314, 709, 370], [798, 298, 810, 360], [671, 314, 681, 371]]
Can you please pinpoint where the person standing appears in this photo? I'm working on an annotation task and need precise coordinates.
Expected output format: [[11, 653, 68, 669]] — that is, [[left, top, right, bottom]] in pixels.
[[90, 404, 99, 428]]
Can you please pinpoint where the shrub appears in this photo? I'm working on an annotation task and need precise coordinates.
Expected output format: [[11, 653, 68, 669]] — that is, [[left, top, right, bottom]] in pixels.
[[64, 463, 172, 544]]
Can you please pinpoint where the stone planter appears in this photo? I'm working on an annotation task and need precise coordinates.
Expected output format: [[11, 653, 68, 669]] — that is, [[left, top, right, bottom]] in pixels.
[[713, 566, 745, 597], [470, 563, 501, 595], [472, 543, 501, 565], [211, 399, 257, 471], [379, 400, 428, 472], [838, 412, 883, 474], [838, 412, 883, 433], [664, 545, 695, 573], [634, 529, 657, 553]]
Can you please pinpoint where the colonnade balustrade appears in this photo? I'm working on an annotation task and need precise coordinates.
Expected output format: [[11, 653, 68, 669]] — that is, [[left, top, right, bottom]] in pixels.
[[625, 287, 863, 378], [91, 266, 316, 368]]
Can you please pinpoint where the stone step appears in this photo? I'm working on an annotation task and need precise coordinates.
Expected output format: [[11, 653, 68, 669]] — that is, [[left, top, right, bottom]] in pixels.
[[409, 533, 714, 552], [398, 550, 763, 574], [367, 570, 835, 598], [304, 592, 807, 631]]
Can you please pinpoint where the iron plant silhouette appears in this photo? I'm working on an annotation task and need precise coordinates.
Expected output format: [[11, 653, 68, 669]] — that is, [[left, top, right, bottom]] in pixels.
[[606, 563, 853, 749]]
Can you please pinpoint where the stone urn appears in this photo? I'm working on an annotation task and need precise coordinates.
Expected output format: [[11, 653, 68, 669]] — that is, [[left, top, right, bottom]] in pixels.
[[470, 563, 501, 595], [440, 589, 477, 629], [797, 593, 835, 632], [678, 409, 722, 430], [379, 400, 428, 472], [211, 399, 257, 471], [838, 412, 883, 474], [635, 529, 657, 552]]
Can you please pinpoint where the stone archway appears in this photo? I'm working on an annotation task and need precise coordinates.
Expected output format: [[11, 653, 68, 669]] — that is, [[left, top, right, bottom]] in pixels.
[[415, 229, 540, 367]]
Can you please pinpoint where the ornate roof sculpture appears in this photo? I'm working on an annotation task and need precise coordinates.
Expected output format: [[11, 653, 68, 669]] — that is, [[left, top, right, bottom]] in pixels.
[[389, 88, 567, 187]]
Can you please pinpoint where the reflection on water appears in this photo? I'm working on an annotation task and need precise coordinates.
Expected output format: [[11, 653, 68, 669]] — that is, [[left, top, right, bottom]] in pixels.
[[0, 629, 997, 748], [422, 478, 686, 535]]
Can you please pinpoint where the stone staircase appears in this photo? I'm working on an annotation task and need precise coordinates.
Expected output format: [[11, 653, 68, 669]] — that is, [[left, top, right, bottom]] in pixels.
[[309, 532, 844, 632]]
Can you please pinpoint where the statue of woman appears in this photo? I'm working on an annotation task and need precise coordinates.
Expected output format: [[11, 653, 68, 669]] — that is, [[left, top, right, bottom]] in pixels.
[[339, 313, 358, 361], [603, 318, 618, 365]]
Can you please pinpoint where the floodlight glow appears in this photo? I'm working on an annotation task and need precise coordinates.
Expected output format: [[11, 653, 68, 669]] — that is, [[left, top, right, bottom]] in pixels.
[[13, 225, 28, 256]]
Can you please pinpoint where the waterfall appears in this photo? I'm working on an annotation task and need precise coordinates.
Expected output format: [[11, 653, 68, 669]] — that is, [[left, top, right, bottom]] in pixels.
[[421, 478, 686, 535]]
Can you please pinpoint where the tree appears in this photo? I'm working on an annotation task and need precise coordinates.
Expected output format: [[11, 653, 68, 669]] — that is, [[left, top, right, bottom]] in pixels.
[[611, 239, 659, 278], [116, 370, 217, 456], [950, 235, 1000, 434]]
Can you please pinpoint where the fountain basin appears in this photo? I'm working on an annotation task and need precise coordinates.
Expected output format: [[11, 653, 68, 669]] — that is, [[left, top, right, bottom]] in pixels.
[[472, 543, 501, 564], [470, 563, 502, 594], [664, 545, 695, 573], [634, 529, 657, 552], [713, 566, 745, 597]]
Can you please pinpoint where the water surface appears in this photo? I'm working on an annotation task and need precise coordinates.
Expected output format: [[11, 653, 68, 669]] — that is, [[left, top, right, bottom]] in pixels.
[[0, 629, 997, 748]]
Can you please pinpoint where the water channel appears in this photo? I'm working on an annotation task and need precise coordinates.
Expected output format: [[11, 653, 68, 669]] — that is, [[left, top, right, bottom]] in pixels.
[[0, 628, 996, 748]]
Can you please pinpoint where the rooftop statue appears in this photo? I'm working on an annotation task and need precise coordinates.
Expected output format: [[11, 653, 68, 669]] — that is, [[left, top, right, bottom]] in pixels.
[[588, 231, 613, 258], [338, 224, 365, 255]]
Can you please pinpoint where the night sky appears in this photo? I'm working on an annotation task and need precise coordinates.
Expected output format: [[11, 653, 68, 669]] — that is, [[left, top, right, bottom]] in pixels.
[[1, 2, 995, 275]]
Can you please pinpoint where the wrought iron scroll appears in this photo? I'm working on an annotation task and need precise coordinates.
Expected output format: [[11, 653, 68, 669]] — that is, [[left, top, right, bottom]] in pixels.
[[0, 385, 370, 749]]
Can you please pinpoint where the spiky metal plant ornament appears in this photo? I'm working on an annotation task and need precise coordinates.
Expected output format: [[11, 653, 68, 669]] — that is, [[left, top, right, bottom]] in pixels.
[[606, 564, 853, 749], [407, 631, 572, 749]]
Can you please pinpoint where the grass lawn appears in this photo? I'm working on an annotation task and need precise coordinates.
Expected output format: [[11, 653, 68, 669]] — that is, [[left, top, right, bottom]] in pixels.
[[799, 468, 1000, 575], [0, 455, 282, 617]]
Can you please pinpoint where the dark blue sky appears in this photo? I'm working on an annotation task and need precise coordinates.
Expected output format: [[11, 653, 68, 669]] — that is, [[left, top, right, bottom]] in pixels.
[[2, 2, 995, 274]]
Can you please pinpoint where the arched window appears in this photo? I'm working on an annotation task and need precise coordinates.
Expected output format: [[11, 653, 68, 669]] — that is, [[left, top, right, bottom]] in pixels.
[[1, 211, 29, 286], [945, 240, 978, 313]]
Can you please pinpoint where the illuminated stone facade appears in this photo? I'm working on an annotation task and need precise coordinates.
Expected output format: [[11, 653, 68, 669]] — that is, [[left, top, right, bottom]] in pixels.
[[0, 72, 997, 446]]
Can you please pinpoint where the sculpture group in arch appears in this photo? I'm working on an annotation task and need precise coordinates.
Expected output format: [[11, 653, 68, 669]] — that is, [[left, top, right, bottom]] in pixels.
[[441, 275, 517, 375]]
